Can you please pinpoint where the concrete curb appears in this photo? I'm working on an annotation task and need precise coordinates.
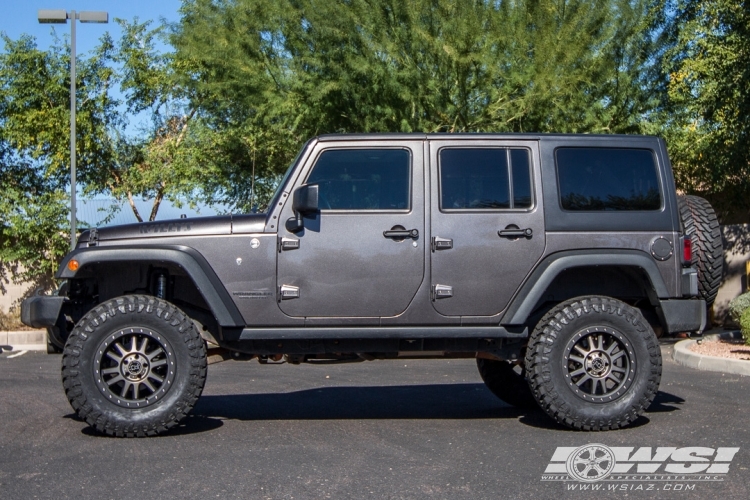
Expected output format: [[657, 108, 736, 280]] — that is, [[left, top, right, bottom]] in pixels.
[[0, 330, 47, 352], [673, 331, 750, 377]]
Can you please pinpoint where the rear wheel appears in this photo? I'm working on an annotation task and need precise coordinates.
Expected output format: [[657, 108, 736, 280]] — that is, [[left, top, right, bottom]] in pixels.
[[62, 295, 207, 437], [525, 296, 661, 430], [476, 358, 536, 408], [678, 195, 723, 307]]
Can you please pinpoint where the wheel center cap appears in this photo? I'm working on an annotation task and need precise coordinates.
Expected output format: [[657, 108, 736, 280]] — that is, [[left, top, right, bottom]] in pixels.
[[585, 352, 610, 377], [122, 354, 149, 380]]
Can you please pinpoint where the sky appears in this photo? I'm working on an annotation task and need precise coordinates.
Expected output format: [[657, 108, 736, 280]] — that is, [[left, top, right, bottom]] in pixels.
[[0, 1, 183, 54], [0, 0, 186, 134]]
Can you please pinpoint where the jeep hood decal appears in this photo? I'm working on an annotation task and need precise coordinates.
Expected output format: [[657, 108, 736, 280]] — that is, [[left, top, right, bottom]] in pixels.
[[78, 213, 267, 243]]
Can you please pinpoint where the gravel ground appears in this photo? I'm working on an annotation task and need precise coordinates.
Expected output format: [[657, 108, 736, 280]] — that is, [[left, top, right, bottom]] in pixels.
[[690, 337, 750, 360]]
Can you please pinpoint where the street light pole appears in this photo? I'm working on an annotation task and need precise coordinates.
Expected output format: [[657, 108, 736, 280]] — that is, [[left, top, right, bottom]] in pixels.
[[70, 11, 76, 251], [38, 9, 108, 250]]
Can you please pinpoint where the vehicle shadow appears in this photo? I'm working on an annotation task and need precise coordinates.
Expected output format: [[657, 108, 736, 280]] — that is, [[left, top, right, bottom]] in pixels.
[[518, 390, 684, 431], [192, 383, 526, 421], [75, 383, 530, 437], [647, 390, 685, 412], [76, 385, 684, 437]]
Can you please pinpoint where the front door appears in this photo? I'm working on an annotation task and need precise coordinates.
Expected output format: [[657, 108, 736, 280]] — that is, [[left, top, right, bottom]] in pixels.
[[277, 141, 425, 318], [429, 140, 546, 317]]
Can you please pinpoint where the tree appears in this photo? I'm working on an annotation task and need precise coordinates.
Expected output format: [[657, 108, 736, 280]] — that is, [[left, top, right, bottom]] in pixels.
[[662, 0, 750, 220], [172, 0, 666, 188], [0, 21, 230, 297], [0, 165, 70, 298], [103, 19, 230, 221], [0, 33, 114, 296]]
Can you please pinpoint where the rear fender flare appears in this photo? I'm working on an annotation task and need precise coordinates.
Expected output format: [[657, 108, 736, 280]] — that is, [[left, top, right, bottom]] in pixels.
[[502, 249, 670, 326]]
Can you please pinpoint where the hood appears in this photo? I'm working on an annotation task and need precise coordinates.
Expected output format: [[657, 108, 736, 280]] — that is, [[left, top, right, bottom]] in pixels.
[[77, 213, 268, 246]]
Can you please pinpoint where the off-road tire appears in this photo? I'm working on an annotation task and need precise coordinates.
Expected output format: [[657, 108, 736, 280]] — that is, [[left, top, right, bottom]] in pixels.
[[476, 358, 537, 409], [46, 329, 63, 354], [61, 295, 207, 437], [678, 195, 723, 307], [525, 296, 661, 431]]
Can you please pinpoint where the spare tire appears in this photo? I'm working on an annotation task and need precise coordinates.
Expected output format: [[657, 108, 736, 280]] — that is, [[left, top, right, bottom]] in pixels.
[[678, 195, 723, 306]]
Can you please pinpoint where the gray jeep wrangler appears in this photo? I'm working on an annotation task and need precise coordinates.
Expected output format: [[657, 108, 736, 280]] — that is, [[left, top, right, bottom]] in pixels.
[[22, 133, 722, 436]]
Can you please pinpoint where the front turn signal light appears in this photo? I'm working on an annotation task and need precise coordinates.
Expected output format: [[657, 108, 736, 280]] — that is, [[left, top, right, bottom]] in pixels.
[[67, 259, 80, 272]]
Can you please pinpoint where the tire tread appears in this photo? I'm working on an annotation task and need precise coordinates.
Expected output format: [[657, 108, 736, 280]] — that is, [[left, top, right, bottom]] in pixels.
[[524, 296, 661, 431], [61, 295, 207, 438], [678, 195, 723, 306]]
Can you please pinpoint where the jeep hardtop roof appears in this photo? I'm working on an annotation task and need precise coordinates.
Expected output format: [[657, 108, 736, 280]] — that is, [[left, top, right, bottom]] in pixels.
[[315, 132, 662, 142]]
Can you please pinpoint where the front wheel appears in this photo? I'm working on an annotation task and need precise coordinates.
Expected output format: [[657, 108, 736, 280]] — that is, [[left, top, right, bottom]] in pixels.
[[62, 295, 207, 437], [525, 296, 661, 431]]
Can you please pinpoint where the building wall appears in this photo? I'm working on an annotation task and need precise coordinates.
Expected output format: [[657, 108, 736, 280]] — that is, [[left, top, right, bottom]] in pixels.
[[0, 280, 33, 314]]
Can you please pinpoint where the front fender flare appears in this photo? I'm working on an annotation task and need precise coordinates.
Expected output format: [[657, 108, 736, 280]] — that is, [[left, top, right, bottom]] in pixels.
[[57, 245, 245, 327]]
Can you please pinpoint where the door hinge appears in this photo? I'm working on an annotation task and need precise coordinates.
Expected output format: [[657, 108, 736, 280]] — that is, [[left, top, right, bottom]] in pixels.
[[431, 284, 453, 300], [431, 236, 453, 252], [278, 237, 300, 252], [279, 284, 300, 300]]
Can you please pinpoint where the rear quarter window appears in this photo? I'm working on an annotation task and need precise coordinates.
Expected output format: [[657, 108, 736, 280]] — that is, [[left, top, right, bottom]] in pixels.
[[556, 148, 661, 211]]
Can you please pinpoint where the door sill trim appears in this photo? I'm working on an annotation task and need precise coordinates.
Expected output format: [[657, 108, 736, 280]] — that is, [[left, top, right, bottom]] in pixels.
[[238, 325, 527, 340]]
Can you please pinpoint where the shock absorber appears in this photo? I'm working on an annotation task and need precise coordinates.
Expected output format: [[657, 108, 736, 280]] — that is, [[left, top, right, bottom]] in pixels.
[[155, 270, 168, 299]]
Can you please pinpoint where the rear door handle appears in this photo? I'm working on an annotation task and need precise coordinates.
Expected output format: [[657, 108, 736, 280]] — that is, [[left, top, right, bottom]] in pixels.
[[498, 228, 533, 238], [384, 229, 419, 239]]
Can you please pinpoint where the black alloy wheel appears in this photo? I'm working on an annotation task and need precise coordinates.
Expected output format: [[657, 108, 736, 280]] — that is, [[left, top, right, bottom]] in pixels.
[[62, 295, 207, 437], [525, 296, 661, 431]]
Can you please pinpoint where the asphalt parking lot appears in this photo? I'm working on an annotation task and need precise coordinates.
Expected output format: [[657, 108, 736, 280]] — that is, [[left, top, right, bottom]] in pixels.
[[1, 342, 749, 499]]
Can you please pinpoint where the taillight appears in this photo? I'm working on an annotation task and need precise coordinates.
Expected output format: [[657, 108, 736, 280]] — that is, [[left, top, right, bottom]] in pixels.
[[682, 236, 692, 265]]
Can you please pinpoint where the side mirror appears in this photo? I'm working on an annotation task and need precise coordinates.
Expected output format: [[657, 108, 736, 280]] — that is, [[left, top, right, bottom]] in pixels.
[[293, 184, 319, 214], [286, 184, 320, 233]]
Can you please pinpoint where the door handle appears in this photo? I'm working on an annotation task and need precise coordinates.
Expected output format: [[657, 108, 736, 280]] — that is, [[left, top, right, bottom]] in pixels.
[[498, 228, 533, 238], [384, 228, 419, 239]]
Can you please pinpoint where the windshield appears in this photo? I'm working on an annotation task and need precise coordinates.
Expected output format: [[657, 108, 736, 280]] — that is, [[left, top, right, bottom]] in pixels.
[[266, 139, 313, 211]]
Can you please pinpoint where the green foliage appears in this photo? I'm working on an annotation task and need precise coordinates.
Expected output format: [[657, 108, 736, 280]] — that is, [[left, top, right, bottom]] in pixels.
[[740, 307, 750, 346], [177, 0, 663, 132], [0, 150, 69, 296], [0, 32, 119, 187], [729, 292, 750, 324], [661, 0, 750, 218]]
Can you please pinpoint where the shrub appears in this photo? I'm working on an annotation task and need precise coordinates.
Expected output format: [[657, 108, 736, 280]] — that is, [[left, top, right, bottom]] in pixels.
[[728, 292, 750, 324], [0, 308, 25, 331], [741, 308, 750, 346]]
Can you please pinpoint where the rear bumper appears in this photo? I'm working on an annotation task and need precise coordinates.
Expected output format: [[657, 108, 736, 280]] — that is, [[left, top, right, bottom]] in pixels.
[[658, 298, 706, 334], [20, 296, 65, 329]]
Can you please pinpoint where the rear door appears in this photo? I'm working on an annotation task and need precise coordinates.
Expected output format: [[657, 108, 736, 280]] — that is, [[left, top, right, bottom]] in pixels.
[[277, 141, 425, 318], [429, 140, 545, 317]]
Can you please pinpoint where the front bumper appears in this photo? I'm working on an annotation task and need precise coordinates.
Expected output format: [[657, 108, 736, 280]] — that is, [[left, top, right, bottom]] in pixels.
[[659, 298, 706, 334], [21, 295, 65, 329]]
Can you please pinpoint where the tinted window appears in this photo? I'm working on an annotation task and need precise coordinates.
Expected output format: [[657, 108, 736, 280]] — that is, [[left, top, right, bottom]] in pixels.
[[439, 148, 532, 210], [556, 148, 661, 211], [306, 149, 410, 210]]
